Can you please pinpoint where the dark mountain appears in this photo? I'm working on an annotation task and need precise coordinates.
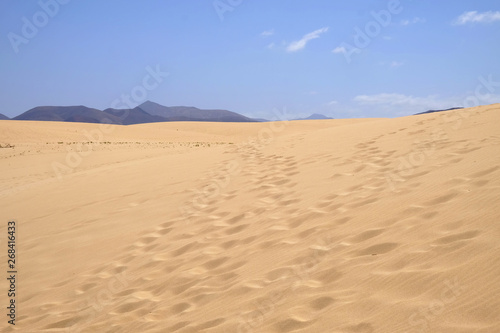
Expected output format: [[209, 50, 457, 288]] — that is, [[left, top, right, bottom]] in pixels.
[[0, 113, 9, 120], [9, 102, 256, 125], [415, 107, 463, 115], [294, 113, 333, 120], [139, 101, 256, 122], [103, 107, 166, 125], [13, 106, 123, 124]]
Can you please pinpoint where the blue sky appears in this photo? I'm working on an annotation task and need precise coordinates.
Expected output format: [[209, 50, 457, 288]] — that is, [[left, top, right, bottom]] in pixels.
[[1, 0, 500, 119]]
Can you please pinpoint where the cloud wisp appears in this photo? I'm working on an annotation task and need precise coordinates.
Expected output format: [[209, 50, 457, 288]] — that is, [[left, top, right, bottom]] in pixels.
[[453, 11, 500, 25], [332, 46, 347, 54], [401, 17, 426, 26], [286, 27, 329, 52], [261, 29, 275, 37]]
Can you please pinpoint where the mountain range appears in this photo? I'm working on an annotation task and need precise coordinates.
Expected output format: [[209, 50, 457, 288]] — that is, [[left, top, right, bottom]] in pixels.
[[7, 101, 257, 125], [2, 102, 462, 124]]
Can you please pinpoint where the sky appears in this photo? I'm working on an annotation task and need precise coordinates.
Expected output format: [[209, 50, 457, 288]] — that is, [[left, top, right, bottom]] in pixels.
[[1, 0, 500, 119]]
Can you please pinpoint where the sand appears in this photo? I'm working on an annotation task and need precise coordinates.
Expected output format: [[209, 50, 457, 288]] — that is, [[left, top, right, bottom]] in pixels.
[[0, 104, 499, 332]]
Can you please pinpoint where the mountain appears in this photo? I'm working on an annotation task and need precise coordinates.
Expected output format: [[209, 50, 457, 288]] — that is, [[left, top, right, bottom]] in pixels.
[[139, 101, 256, 122], [103, 107, 165, 125], [415, 107, 464, 115], [294, 113, 333, 120], [0, 113, 9, 120], [13, 106, 123, 124]]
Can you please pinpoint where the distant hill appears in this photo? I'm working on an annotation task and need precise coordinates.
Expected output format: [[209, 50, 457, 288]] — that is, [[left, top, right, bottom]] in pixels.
[[415, 107, 464, 115], [0, 113, 9, 120], [139, 101, 256, 122], [103, 107, 165, 125], [294, 113, 333, 120], [13, 106, 123, 124]]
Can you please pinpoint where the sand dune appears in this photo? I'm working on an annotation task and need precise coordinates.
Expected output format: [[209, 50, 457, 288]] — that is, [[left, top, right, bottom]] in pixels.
[[1, 104, 499, 332]]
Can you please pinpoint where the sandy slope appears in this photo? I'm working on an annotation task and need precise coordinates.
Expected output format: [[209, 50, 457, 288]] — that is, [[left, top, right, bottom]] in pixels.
[[0, 104, 499, 332]]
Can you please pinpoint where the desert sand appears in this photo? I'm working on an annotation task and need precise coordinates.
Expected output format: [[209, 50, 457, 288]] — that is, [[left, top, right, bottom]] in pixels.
[[1, 104, 499, 332]]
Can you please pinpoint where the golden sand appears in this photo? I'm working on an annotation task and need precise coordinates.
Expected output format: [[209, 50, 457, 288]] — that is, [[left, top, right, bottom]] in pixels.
[[1, 104, 499, 332]]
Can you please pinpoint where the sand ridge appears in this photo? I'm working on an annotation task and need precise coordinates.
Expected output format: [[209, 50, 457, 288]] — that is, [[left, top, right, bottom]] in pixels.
[[0, 104, 499, 332]]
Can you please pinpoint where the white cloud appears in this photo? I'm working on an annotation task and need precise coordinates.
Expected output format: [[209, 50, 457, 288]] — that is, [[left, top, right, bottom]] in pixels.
[[327, 100, 338, 106], [351, 91, 500, 117], [332, 46, 346, 54], [383, 36, 392, 40], [355, 91, 500, 109], [453, 11, 500, 25], [353, 93, 455, 116], [353, 93, 447, 109], [267, 42, 275, 49], [471, 94, 500, 105], [401, 17, 426, 26], [261, 29, 274, 37], [286, 27, 329, 52]]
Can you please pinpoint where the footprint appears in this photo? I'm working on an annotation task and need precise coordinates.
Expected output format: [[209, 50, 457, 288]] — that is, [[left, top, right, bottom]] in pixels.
[[203, 256, 230, 270], [160, 221, 175, 228], [266, 267, 294, 281], [113, 300, 147, 314], [433, 230, 480, 245], [469, 166, 499, 178], [349, 197, 378, 208], [44, 318, 79, 330], [168, 321, 190, 332], [225, 224, 249, 235], [227, 214, 245, 224], [473, 179, 490, 187], [344, 322, 375, 333], [75, 282, 97, 294], [275, 317, 314, 332], [171, 280, 199, 295], [171, 302, 191, 314], [157, 227, 173, 235], [172, 242, 198, 257], [419, 211, 439, 220], [309, 296, 335, 310], [357, 243, 398, 256], [196, 318, 226, 330], [336, 216, 352, 225], [298, 228, 318, 239], [221, 240, 238, 249], [423, 192, 458, 206], [134, 236, 157, 246], [350, 229, 384, 243], [315, 267, 343, 284]]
